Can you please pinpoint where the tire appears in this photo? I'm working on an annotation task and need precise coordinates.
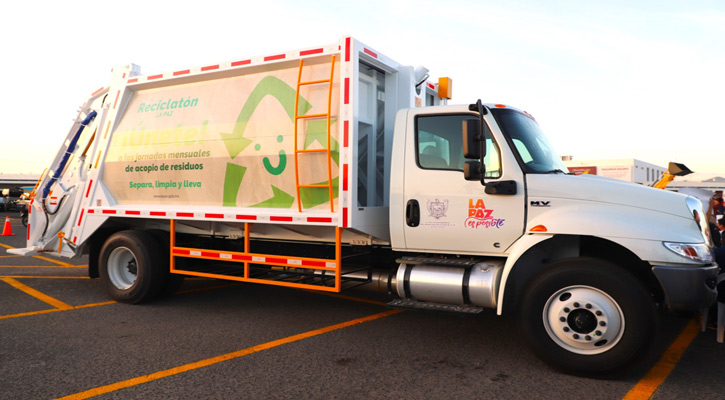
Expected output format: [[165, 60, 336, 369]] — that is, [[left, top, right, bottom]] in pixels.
[[99, 230, 165, 304], [148, 229, 184, 299], [519, 258, 657, 375]]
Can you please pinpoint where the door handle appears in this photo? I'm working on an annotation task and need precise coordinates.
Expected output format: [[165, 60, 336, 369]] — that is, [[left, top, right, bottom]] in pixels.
[[406, 199, 420, 227], [485, 180, 517, 195]]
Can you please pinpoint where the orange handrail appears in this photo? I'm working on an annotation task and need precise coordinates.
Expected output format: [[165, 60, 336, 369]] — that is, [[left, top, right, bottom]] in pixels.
[[293, 55, 336, 213]]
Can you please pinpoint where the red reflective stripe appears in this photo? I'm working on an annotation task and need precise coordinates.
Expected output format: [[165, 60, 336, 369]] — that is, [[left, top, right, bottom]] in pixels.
[[264, 54, 286, 62], [85, 180, 93, 198], [92, 87, 104, 96], [300, 48, 324, 56], [343, 208, 348, 227], [363, 48, 377, 58], [150, 211, 166, 216], [87, 209, 95, 214], [343, 164, 349, 191], [173, 70, 190, 76], [345, 37, 351, 62], [301, 260, 326, 267], [231, 59, 251, 67], [344, 78, 350, 104], [205, 213, 224, 219], [307, 217, 332, 223], [427, 82, 435, 90], [201, 251, 218, 258], [344, 120, 349, 147], [266, 257, 287, 264], [102, 209, 117, 214], [113, 90, 120, 109], [124, 210, 140, 215], [270, 216, 293, 222], [232, 254, 253, 262], [201, 65, 219, 71], [148, 74, 163, 80], [236, 215, 257, 220], [128, 78, 139, 83], [176, 212, 194, 217], [77, 209, 84, 226]]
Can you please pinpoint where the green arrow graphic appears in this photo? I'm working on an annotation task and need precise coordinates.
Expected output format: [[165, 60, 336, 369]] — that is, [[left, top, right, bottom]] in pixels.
[[223, 162, 247, 207], [303, 119, 340, 166], [220, 76, 312, 159], [251, 185, 295, 208], [299, 177, 339, 209]]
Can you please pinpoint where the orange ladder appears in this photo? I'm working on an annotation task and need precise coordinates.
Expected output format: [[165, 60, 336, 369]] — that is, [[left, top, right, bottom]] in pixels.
[[293, 55, 336, 212]]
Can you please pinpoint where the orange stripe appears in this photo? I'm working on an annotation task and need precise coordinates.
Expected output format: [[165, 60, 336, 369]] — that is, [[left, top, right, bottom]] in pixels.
[[622, 318, 700, 400], [57, 309, 403, 399]]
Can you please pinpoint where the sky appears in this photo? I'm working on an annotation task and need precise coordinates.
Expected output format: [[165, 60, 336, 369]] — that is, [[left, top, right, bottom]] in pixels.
[[1, 0, 724, 179]]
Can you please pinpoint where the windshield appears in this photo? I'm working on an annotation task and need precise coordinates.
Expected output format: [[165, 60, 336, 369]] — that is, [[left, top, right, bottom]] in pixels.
[[490, 108, 568, 174]]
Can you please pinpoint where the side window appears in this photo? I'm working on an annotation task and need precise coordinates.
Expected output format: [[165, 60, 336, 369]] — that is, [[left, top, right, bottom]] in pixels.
[[415, 114, 501, 178]]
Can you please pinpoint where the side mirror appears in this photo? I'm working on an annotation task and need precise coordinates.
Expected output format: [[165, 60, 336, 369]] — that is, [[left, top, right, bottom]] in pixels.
[[462, 100, 488, 184], [464, 160, 482, 181], [462, 119, 482, 159]]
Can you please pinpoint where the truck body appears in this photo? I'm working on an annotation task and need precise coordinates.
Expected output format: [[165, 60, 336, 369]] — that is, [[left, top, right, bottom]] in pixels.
[[10, 37, 719, 375]]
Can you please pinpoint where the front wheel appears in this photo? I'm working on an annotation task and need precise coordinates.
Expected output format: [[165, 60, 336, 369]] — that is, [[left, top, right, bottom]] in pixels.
[[99, 230, 165, 304], [519, 258, 657, 375]]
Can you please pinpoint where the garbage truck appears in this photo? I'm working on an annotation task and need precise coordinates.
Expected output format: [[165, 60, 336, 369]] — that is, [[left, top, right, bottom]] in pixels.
[[9, 37, 719, 375]]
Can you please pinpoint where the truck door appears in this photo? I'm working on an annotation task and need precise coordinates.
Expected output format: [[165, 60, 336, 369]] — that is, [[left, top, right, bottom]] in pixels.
[[399, 109, 526, 254]]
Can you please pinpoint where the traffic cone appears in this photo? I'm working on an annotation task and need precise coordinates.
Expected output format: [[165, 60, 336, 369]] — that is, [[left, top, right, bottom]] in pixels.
[[1, 216, 13, 236]]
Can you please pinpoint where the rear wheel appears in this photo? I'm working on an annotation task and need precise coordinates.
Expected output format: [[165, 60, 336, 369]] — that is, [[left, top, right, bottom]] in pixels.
[[99, 230, 164, 304], [519, 258, 657, 375], [149, 229, 184, 298]]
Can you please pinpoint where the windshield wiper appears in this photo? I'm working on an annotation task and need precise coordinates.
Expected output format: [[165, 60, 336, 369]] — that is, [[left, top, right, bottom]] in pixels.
[[544, 169, 570, 174]]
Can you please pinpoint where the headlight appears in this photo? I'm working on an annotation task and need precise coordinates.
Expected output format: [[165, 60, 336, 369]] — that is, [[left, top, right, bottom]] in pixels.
[[663, 242, 713, 263], [686, 196, 710, 243]]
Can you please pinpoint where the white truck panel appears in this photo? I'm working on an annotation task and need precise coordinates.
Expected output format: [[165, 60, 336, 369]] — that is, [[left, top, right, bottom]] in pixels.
[[21, 37, 445, 256]]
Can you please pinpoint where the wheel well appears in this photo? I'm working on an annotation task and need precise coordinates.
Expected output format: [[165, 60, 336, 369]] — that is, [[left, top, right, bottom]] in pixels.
[[86, 228, 117, 279], [501, 235, 664, 314], [84, 218, 171, 279]]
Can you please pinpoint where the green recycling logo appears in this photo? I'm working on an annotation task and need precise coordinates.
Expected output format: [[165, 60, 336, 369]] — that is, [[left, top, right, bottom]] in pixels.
[[220, 75, 339, 209]]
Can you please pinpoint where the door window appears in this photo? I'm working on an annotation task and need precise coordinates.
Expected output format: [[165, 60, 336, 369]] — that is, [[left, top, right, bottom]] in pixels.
[[415, 114, 501, 178]]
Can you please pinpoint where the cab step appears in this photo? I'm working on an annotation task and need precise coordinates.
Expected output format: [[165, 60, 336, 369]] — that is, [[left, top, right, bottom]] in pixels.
[[396, 256, 482, 267], [387, 298, 484, 315]]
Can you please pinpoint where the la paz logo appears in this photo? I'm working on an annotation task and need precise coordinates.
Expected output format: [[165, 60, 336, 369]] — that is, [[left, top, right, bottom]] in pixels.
[[466, 199, 505, 229]]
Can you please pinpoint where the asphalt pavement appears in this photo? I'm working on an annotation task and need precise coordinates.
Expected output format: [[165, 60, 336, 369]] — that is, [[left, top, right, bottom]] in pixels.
[[1, 210, 724, 399]]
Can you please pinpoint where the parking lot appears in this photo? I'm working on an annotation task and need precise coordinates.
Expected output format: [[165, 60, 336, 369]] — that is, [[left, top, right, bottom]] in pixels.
[[1, 210, 724, 399]]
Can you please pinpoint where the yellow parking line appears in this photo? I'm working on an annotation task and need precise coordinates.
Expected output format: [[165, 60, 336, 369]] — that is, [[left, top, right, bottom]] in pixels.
[[0, 265, 86, 268], [622, 318, 700, 400], [0, 300, 116, 320], [0, 243, 79, 267], [32, 255, 76, 267], [0, 276, 89, 279], [57, 309, 404, 400], [1, 277, 73, 310]]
